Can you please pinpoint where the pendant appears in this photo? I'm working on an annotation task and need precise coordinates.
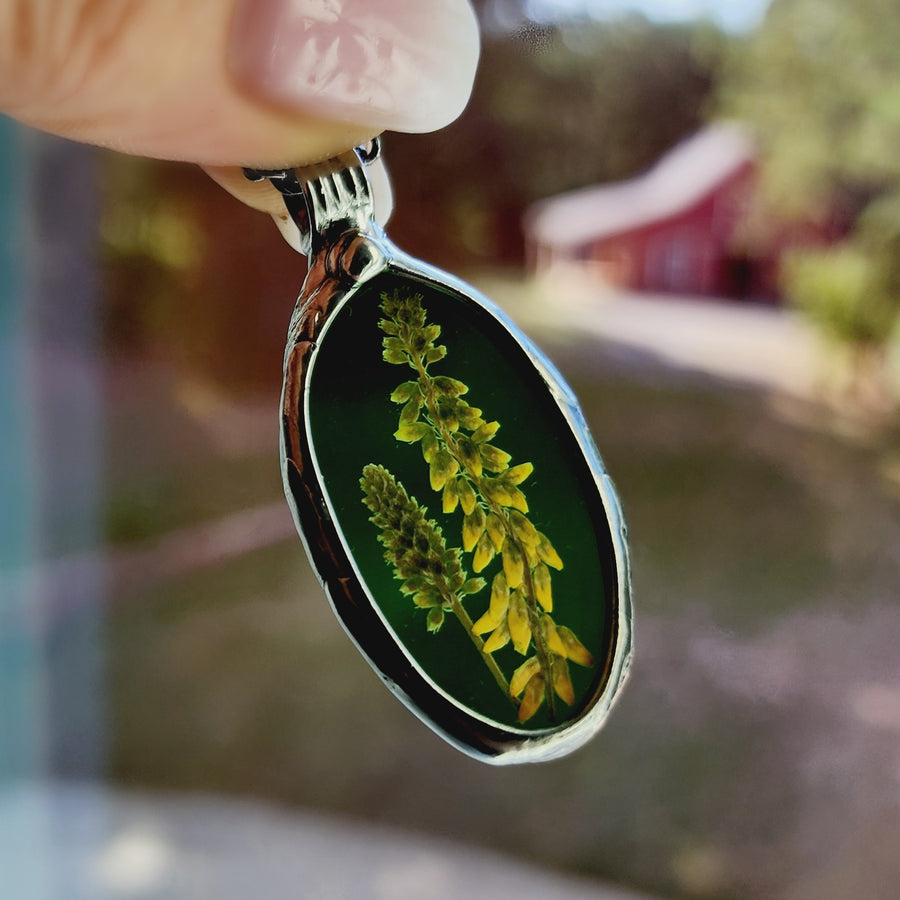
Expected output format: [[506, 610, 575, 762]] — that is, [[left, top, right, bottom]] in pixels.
[[245, 142, 632, 764]]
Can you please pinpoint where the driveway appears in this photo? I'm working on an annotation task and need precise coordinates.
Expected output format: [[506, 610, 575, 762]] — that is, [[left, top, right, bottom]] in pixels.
[[1, 782, 666, 900]]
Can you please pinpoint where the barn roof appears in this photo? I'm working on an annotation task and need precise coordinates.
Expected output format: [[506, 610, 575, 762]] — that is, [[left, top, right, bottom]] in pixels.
[[525, 122, 755, 249]]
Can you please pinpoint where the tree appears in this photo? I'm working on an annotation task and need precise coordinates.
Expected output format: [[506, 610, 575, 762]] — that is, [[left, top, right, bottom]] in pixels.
[[387, 14, 725, 267], [718, 0, 900, 408]]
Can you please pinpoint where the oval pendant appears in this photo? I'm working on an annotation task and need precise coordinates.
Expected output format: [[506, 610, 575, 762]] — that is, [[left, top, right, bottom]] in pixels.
[[250, 146, 631, 763]]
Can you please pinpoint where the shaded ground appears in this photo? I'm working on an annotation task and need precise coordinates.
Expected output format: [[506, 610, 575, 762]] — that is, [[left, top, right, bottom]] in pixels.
[[2, 783, 655, 900], [99, 284, 900, 900]]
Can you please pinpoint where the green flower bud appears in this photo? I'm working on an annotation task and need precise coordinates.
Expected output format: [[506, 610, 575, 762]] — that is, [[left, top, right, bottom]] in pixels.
[[427, 607, 445, 633], [480, 443, 512, 473], [390, 381, 419, 403], [471, 420, 500, 444]]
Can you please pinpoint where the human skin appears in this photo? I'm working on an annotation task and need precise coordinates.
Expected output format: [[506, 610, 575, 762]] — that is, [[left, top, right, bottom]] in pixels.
[[0, 0, 480, 214]]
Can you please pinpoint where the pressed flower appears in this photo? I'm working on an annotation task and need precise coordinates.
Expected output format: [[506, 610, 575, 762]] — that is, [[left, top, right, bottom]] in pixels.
[[421, 431, 439, 463], [472, 608, 501, 635], [430, 449, 458, 490], [390, 381, 419, 403], [505, 462, 533, 485], [472, 532, 495, 572], [456, 436, 483, 477], [457, 478, 477, 515], [399, 397, 422, 425], [483, 619, 511, 653], [462, 506, 486, 552], [533, 562, 553, 612], [507, 591, 532, 655], [413, 590, 439, 608], [485, 513, 505, 552], [541, 615, 568, 657], [427, 607, 445, 633], [442, 478, 459, 514], [432, 375, 468, 397], [471, 420, 500, 443], [361, 464, 508, 695], [552, 656, 575, 706], [558, 626, 594, 667], [506, 486, 529, 514], [536, 532, 564, 570], [510, 657, 541, 698], [518, 674, 546, 723], [502, 542, 525, 590], [460, 577, 487, 596], [395, 421, 431, 442], [480, 443, 512, 473], [458, 404, 484, 431], [509, 510, 539, 548], [471, 570, 509, 633], [436, 396, 460, 433], [490, 571, 509, 611], [372, 291, 595, 723]]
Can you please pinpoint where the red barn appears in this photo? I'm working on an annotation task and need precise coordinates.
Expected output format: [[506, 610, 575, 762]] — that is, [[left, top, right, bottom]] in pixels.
[[524, 123, 784, 302]]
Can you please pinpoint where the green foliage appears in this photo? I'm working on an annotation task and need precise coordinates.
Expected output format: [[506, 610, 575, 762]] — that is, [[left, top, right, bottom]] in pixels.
[[98, 155, 289, 391], [856, 190, 900, 300], [367, 289, 594, 723], [386, 16, 724, 265], [481, 17, 722, 194], [720, 0, 900, 221], [719, 0, 900, 382], [782, 245, 896, 347]]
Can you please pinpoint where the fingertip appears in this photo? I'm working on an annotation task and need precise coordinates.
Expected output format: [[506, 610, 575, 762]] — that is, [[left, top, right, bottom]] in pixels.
[[228, 0, 480, 134]]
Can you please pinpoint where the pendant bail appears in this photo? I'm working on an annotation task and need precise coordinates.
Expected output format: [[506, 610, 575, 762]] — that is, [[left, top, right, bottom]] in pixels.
[[245, 140, 382, 257]]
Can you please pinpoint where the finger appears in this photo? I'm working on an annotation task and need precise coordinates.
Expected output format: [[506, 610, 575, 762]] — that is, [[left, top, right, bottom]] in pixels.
[[204, 164, 299, 219], [0, 0, 479, 168], [206, 151, 394, 254]]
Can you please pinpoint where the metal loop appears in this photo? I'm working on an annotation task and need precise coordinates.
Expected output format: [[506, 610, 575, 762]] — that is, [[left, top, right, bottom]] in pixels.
[[356, 136, 382, 165], [243, 137, 382, 196], [243, 138, 384, 257]]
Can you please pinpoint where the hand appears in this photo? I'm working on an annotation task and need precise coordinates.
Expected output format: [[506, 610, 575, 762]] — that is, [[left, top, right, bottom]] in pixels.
[[0, 0, 479, 213]]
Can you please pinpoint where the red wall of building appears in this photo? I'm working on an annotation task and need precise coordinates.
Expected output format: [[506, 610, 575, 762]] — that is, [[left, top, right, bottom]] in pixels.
[[582, 162, 777, 300]]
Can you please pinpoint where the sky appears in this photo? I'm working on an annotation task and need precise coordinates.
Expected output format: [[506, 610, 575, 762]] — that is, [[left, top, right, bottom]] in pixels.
[[525, 0, 771, 31]]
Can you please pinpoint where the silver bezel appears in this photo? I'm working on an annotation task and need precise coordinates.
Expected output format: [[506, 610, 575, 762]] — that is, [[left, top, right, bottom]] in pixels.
[[279, 222, 632, 763]]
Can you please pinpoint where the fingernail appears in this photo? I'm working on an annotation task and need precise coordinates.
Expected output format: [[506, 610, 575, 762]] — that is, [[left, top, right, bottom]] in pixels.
[[229, 0, 480, 133]]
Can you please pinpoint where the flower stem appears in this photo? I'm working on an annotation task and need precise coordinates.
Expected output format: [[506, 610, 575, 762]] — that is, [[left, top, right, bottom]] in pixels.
[[439, 583, 511, 697]]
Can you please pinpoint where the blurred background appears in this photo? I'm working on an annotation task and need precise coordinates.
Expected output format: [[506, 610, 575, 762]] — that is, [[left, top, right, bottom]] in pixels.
[[3, 0, 900, 898]]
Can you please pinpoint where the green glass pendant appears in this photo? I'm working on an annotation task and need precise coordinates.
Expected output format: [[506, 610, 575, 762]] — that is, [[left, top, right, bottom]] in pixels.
[[247, 143, 631, 763]]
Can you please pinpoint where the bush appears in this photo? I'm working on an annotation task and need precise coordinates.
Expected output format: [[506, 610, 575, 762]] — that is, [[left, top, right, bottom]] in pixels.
[[781, 244, 897, 347]]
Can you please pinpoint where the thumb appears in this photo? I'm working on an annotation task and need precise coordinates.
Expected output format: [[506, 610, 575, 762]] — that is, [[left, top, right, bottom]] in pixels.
[[0, 0, 479, 168]]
